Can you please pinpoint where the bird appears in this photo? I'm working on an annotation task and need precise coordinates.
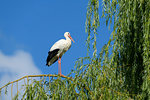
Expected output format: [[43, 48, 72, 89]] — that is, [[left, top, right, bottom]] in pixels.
[[46, 32, 75, 76]]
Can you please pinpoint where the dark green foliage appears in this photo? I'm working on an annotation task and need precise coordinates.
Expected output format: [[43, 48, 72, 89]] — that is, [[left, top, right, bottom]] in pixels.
[[101, 0, 150, 99]]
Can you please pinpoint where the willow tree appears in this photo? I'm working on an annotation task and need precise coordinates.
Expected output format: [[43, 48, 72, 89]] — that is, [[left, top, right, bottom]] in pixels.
[[78, 0, 150, 99], [3, 0, 149, 99], [99, 0, 150, 99]]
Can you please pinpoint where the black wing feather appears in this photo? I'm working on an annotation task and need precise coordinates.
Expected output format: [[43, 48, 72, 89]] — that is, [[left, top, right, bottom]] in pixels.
[[46, 49, 59, 66]]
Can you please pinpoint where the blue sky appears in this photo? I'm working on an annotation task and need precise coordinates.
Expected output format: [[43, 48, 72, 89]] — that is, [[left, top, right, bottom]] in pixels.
[[0, 0, 112, 88]]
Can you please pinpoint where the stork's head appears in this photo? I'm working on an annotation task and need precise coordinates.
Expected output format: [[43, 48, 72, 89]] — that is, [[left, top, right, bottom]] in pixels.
[[64, 32, 75, 43]]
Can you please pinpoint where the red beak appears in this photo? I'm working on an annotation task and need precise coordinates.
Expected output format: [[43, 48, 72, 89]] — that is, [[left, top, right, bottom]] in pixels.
[[68, 35, 75, 43]]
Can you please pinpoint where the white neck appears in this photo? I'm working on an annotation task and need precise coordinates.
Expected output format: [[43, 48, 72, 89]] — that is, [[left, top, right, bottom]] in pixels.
[[65, 36, 71, 42]]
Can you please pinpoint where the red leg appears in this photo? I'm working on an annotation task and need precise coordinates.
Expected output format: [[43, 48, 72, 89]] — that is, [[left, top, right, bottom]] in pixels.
[[58, 57, 65, 77], [58, 57, 61, 75]]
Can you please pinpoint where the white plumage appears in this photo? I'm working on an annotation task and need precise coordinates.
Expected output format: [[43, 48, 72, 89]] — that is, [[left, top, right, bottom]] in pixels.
[[46, 32, 74, 76]]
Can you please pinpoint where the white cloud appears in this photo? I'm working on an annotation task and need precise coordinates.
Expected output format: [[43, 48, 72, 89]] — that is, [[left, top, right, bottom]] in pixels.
[[0, 50, 41, 99]]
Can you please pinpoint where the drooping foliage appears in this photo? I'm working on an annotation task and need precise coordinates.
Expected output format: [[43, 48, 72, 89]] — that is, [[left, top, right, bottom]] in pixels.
[[1, 0, 149, 99], [101, 0, 150, 99]]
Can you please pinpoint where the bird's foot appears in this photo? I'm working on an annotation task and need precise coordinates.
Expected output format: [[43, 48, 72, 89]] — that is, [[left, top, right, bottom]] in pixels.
[[58, 73, 65, 77]]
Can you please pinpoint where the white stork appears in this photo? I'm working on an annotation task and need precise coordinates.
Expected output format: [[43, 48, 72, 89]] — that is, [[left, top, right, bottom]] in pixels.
[[46, 32, 74, 76]]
